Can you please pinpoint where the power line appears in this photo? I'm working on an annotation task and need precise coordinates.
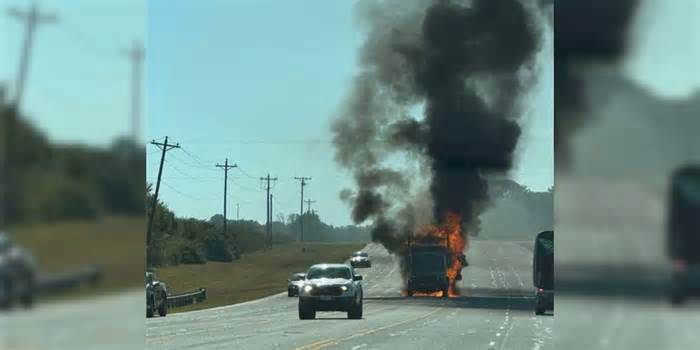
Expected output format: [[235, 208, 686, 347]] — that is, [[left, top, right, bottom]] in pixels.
[[164, 159, 219, 183], [167, 152, 218, 172], [55, 21, 120, 60], [237, 166, 257, 179], [161, 180, 217, 201], [181, 147, 217, 168]]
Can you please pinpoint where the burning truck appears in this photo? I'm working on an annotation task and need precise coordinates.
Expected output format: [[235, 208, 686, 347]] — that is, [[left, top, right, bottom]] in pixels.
[[331, 0, 542, 299], [402, 213, 467, 298]]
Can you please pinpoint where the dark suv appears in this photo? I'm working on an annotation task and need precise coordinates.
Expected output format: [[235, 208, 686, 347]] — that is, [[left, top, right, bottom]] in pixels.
[[298, 264, 363, 320], [533, 230, 554, 315], [668, 165, 700, 305]]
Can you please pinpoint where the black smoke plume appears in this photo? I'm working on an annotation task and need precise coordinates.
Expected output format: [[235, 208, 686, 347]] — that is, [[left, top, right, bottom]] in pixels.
[[333, 0, 543, 252], [554, 0, 640, 169]]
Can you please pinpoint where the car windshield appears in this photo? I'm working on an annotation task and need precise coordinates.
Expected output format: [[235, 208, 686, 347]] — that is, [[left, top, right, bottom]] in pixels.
[[352, 252, 368, 257], [307, 266, 351, 280]]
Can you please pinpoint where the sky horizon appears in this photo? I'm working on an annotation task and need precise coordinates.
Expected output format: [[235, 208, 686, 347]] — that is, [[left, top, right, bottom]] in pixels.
[[1, 1, 697, 227], [145, 0, 554, 227]]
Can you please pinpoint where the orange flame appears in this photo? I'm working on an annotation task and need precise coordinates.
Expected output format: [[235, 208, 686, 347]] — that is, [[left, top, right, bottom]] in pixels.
[[411, 212, 467, 298]]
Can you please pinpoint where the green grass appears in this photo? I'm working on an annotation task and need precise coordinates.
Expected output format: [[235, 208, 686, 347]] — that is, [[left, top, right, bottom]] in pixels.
[[154, 242, 364, 313], [11, 215, 144, 299]]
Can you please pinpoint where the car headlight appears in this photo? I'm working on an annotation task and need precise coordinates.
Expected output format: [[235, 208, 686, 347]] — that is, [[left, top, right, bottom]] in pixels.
[[303, 285, 313, 293], [340, 286, 348, 292]]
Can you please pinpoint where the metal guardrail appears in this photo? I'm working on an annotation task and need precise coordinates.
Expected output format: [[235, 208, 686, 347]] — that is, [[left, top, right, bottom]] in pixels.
[[36, 265, 103, 295], [167, 288, 207, 308]]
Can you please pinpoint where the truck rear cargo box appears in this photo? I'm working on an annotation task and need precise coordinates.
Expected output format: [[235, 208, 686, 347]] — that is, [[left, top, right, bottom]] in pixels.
[[667, 165, 700, 262], [533, 230, 553, 290]]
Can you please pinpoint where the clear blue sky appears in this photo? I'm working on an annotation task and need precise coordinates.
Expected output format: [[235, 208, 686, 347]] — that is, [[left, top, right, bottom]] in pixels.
[[1, 0, 557, 227], [1, 1, 695, 227], [145, 0, 554, 226], [0, 0, 145, 145]]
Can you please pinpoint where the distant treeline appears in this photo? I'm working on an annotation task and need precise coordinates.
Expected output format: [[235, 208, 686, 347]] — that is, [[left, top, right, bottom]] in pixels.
[[479, 178, 554, 239], [1, 99, 145, 225], [147, 189, 370, 267]]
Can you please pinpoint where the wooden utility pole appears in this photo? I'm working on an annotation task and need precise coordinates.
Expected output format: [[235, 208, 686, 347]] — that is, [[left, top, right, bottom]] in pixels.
[[304, 199, 316, 214], [293, 177, 311, 242], [7, 3, 56, 111], [122, 40, 144, 143], [269, 194, 273, 247], [260, 174, 278, 249], [147, 137, 180, 254], [216, 159, 238, 239]]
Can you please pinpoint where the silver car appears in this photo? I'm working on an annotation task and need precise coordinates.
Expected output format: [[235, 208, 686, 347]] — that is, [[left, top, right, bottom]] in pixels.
[[287, 273, 306, 297], [298, 264, 363, 320], [349, 251, 371, 268]]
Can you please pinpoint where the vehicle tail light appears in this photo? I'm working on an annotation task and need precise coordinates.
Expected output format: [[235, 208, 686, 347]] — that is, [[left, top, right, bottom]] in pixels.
[[672, 259, 687, 272]]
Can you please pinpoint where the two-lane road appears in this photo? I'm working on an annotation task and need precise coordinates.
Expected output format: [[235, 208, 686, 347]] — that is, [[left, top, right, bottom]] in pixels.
[[146, 240, 552, 350]]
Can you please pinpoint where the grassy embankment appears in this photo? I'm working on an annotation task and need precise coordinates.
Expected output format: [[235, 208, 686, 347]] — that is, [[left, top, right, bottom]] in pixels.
[[11, 215, 144, 301], [154, 242, 364, 313]]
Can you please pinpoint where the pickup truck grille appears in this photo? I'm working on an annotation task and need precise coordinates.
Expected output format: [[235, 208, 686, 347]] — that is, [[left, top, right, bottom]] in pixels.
[[310, 286, 343, 296]]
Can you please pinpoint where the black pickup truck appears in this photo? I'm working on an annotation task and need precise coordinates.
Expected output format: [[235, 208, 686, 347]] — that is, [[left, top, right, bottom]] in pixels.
[[533, 230, 553, 315], [668, 165, 700, 305]]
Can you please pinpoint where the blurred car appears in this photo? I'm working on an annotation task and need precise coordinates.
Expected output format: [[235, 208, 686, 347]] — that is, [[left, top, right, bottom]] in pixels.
[[668, 165, 700, 305], [146, 271, 168, 317], [0, 231, 37, 309], [533, 230, 554, 315], [287, 272, 306, 297], [298, 263, 363, 320], [349, 251, 371, 268]]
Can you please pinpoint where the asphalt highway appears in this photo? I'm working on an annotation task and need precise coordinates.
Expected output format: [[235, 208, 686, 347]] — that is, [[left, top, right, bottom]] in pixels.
[[0, 289, 144, 350], [146, 240, 552, 350]]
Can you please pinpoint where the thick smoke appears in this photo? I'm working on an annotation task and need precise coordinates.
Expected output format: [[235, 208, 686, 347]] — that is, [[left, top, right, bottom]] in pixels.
[[333, 0, 543, 251], [554, 0, 639, 169]]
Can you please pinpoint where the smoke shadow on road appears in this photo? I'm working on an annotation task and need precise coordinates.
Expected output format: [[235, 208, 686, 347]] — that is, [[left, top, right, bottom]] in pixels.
[[556, 263, 673, 299], [366, 293, 535, 311]]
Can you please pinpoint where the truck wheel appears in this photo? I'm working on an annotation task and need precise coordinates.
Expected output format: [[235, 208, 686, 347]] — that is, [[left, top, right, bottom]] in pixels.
[[0, 281, 12, 310], [158, 302, 168, 317], [19, 290, 34, 309], [299, 301, 315, 320], [348, 297, 363, 319], [671, 292, 686, 306], [406, 289, 413, 297], [535, 307, 544, 315], [442, 287, 449, 298]]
